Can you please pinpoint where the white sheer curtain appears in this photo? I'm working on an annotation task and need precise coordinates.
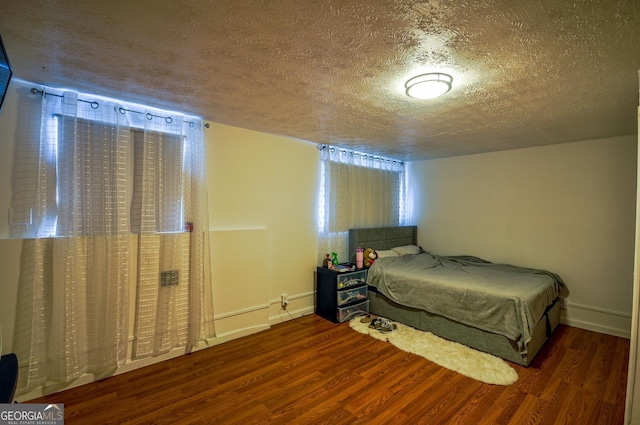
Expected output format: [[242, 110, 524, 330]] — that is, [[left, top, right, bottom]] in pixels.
[[317, 145, 406, 265], [13, 88, 215, 395], [130, 111, 215, 359], [14, 91, 131, 392]]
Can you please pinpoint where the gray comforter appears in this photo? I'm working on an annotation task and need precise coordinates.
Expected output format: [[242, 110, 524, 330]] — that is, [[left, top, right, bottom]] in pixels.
[[367, 252, 568, 353]]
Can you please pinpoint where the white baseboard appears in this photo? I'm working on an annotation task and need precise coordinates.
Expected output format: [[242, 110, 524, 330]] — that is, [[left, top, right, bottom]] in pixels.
[[269, 305, 315, 325], [204, 323, 271, 346], [561, 302, 631, 338], [268, 290, 315, 325]]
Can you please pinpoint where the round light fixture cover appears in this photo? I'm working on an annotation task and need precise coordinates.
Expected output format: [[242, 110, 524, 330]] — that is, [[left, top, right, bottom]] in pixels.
[[405, 72, 453, 99]]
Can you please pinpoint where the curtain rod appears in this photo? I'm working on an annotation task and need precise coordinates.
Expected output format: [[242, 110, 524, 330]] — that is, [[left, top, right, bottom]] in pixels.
[[30, 87, 209, 128], [317, 144, 403, 165]]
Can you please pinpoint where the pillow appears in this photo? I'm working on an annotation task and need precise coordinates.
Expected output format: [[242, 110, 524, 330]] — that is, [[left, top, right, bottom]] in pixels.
[[391, 244, 422, 256], [375, 249, 399, 258]]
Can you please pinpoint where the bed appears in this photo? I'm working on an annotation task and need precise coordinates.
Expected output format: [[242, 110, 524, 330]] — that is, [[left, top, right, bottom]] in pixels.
[[348, 226, 568, 366]]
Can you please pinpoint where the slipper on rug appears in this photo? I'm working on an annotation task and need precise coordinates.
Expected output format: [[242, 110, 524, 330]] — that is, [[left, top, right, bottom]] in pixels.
[[350, 317, 518, 386], [368, 318, 383, 329], [378, 320, 397, 333]]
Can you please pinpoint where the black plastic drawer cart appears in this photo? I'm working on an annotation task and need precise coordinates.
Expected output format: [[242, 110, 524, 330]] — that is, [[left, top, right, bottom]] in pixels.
[[316, 267, 369, 323]]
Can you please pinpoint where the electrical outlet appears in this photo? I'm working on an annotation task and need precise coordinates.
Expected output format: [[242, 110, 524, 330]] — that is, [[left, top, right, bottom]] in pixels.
[[559, 298, 568, 310], [281, 293, 289, 308]]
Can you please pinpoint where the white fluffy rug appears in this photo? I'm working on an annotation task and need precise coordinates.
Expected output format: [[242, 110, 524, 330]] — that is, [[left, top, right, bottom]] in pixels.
[[349, 317, 518, 385]]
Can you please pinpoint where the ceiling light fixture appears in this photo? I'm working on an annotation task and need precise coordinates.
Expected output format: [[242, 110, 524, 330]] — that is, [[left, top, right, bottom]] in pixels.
[[405, 72, 453, 99]]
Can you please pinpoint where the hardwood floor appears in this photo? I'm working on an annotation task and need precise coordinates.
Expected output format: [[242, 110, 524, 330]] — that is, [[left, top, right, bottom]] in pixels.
[[30, 314, 629, 424]]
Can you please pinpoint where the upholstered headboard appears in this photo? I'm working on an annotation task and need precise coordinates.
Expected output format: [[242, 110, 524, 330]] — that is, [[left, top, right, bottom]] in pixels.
[[348, 226, 417, 261]]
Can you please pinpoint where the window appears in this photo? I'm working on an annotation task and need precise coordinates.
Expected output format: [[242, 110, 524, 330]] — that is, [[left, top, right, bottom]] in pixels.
[[130, 130, 186, 234], [31, 90, 197, 238], [317, 145, 407, 264], [55, 115, 130, 236]]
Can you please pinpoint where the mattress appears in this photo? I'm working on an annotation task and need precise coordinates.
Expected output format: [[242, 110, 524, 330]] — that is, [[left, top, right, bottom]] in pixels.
[[367, 252, 567, 354]]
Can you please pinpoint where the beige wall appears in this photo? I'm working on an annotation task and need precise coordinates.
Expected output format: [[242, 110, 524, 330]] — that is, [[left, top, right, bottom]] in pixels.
[[0, 80, 28, 356], [626, 113, 640, 425], [205, 122, 320, 334], [408, 136, 637, 337]]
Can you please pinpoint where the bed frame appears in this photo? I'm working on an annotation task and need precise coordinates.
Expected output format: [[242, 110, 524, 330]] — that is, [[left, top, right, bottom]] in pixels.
[[349, 226, 560, 367]]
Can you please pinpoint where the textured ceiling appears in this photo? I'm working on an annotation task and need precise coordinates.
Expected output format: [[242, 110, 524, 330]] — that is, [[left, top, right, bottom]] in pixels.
[[1, 0, 639, 160]]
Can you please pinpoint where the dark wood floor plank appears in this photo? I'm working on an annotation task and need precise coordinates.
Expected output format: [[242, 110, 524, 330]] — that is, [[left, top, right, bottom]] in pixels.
[[355, 365, 451, 423], [29, 319, 628, 425], [506, 392, 547, 425], [606, 337, 631, 406], [446, 383, 506, 424]]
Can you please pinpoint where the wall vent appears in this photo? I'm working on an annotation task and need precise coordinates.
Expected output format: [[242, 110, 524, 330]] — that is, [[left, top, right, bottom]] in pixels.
[[160, 270, 179, 287]]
